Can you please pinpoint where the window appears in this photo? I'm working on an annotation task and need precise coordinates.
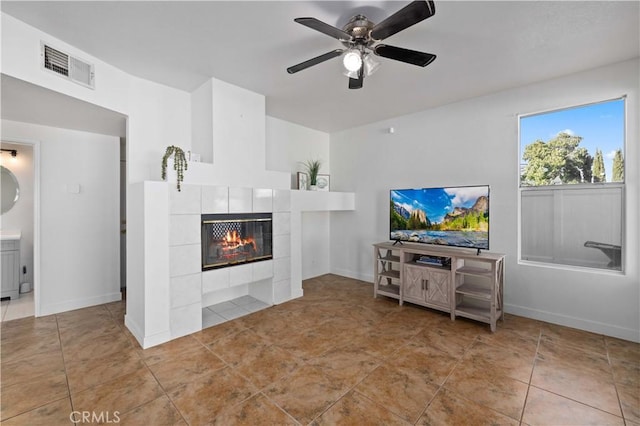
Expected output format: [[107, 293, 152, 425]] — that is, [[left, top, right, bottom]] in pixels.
[[519, 98, 625, 271]]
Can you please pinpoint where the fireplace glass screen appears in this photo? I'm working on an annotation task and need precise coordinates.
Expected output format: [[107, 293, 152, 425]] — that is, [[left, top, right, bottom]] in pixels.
[[201, 213, 273, 270]]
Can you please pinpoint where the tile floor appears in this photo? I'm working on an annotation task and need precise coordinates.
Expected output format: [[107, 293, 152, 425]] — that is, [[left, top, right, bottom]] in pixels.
[[0, 292, 34, 323], [0, 274, 638, 425]]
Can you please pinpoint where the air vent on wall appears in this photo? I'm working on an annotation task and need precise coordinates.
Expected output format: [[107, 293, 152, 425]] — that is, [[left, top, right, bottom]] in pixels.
[[41, 43, 95, 89]]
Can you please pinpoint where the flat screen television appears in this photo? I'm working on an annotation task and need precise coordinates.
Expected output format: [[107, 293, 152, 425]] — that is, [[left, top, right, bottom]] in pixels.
[[390, 185, 489, 251]]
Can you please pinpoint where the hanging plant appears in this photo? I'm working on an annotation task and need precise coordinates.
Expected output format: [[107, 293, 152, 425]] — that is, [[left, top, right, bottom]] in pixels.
[[161, 145, 188, 191]]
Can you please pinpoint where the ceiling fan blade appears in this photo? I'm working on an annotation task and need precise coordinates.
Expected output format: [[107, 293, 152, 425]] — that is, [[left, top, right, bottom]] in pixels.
[[374, 44, 436, 67], [294, 17, 353, 41], [348, 67, 364, 89], [370, 1, 435, 41], [287, 49, 344, 74]]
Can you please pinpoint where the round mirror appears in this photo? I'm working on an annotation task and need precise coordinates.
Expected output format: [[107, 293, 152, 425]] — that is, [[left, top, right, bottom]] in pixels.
[[1, 166, 20, 214]]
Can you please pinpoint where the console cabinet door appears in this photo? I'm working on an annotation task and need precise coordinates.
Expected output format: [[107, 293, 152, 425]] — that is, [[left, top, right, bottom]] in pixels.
[[425, 269, 450, 307], [403, 265, 425, 301]]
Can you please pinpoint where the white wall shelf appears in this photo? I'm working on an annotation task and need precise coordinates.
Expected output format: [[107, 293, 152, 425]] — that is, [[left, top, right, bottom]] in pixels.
[[290, 190, 355, 212]]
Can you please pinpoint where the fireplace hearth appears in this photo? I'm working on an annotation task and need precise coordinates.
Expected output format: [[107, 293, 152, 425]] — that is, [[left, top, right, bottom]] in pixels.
[[201, 213, 273, 270]]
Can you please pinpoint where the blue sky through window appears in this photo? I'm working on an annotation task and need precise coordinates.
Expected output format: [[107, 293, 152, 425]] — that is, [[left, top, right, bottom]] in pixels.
[[520, 99, 625, 182]]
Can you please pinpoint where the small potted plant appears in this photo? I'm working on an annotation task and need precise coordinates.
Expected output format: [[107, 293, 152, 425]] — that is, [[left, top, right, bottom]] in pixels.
[[304, 159, 321, 190], [161, 145, 188, 191]]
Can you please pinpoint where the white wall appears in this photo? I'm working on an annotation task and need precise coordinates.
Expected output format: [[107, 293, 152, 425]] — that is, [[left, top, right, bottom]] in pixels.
[[1, 14, 130, 120], [184, 79, 288, 190], [126, 76, 192, 184], [191, 79, 213, 163], [301, 212, 330, 280], [2, 13, 192, 327], [266, 116, 332, 279], [266, 116, 330, 189], [1, 12, 192, 186], [330, 59, 639, 342], [2, 120, 121, 315], [0, 142, 34, 287]]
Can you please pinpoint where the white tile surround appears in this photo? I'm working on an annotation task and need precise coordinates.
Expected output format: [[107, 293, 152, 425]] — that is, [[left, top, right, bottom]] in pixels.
[[168, 184, 293, 340], [127, 180, 354, 349]]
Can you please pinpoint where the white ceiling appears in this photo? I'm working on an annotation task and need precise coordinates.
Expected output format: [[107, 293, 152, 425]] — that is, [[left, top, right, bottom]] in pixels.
[[2, 1, 639, 133]]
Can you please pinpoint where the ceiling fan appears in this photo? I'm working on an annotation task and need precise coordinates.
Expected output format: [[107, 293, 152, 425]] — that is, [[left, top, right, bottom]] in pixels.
[[286, 0, 437, 89]]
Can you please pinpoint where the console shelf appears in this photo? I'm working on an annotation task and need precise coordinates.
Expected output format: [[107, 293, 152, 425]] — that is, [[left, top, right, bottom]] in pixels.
[[456, 283, 492, 300], [373, 242, 505, 331], [455, 301, 495, 321], [456, 266, 494, 277], [373, 247, 402, 301]]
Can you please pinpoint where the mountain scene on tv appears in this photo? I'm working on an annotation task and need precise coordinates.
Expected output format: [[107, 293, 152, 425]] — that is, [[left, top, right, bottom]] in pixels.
[[390, 186, 489, 249]]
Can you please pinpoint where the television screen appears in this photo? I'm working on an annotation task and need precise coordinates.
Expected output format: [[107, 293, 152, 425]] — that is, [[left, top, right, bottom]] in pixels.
[[390, 185, 489, 250]]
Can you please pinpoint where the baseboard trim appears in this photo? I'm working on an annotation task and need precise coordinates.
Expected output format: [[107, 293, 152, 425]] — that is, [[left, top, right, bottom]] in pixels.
[[124, 314, 172, 349], [505, 303, 640, 343], [124, 314, 144, 347], [39, 292, 122, 316], [330, 267, 372, 283]]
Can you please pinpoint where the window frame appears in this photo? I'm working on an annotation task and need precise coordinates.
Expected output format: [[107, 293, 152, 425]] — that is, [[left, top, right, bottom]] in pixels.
[[517, 96, 627, 274]]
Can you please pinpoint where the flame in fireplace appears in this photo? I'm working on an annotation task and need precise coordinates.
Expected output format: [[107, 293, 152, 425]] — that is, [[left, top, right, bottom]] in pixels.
[[224, 230, 240, 244], [222, 230, 256, 252]]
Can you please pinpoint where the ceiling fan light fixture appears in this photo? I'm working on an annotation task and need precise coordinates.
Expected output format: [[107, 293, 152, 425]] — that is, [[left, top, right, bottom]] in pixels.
[[363, 54, 380, 76], [343, 49, 362, 72], [343, 68, 359, 79]]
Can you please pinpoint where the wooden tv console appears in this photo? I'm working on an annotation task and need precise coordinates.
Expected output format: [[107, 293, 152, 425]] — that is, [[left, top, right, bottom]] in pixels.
[[373, 241, 505, 332]]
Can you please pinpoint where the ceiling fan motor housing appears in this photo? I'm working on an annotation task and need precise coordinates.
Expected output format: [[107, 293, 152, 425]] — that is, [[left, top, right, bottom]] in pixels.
[[342, 15, 375, 48]]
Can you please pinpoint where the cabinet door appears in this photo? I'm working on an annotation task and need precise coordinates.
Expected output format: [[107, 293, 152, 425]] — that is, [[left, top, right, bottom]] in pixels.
[[403, 265, 425, 301], [426, 269, 450, 306], [1, 250, 19, 292]]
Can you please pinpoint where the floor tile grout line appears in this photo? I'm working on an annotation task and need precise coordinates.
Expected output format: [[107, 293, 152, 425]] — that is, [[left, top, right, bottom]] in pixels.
[[0, 315, 69, 421], [519, 329, 543, 425], [417, 334, 480, 423], [411, 386, 441, 425], [605, 337, 631, 425], [204, 315, 396, 424], [307, 356, 388, 425], [141, 358, 191, 425], [526, 383, 627, 420], [536, 331, 624, 410], [170, 343, 299, 425], [0, 396, 72, 423], [257, 390, 304, 426], [58, 302, 172, 423], [532, 331, 627, 420], [346, 386, 414, 424], [55, 313, 77, 423]]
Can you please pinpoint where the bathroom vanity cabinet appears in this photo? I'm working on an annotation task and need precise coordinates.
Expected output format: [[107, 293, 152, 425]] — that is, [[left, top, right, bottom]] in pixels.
[[1, 235, 20, 299]]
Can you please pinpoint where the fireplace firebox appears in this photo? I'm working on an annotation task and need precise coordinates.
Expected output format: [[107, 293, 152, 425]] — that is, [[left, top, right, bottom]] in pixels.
[[201, 213, 273, 271]]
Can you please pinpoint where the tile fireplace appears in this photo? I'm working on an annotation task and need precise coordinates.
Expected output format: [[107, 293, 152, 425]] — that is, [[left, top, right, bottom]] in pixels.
[[201, 213, 273, 270]]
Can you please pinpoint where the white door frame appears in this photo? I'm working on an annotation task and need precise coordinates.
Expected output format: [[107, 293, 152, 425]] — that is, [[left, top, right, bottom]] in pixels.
[[1, 137, 40, 316]]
